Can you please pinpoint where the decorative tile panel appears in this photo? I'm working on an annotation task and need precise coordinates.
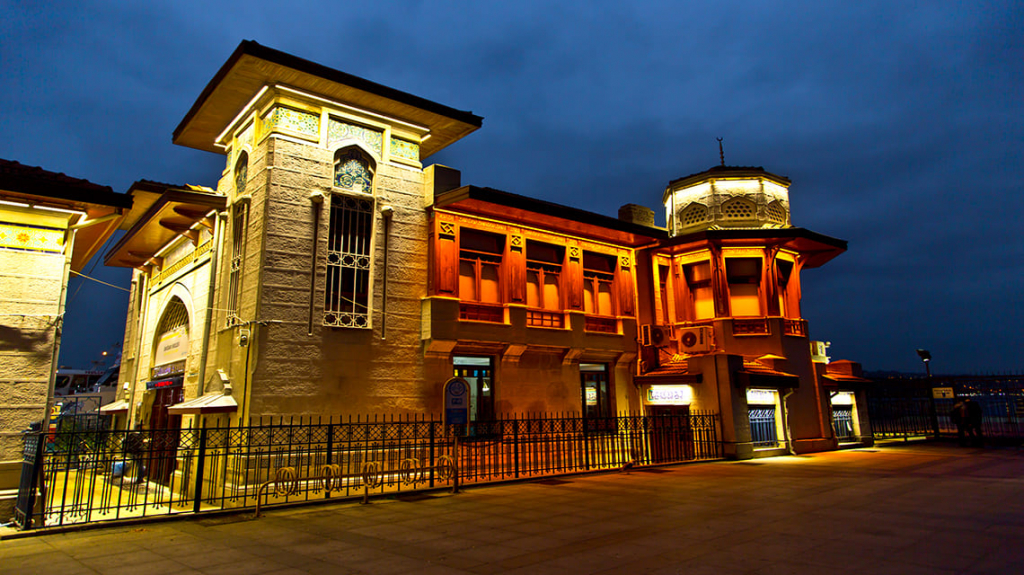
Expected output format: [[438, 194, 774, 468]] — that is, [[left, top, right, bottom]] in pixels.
[[328, 119, 383, 157], [266, 107, 320, 138], [0, 223, 64, 253], [389, 137, 419, 161]]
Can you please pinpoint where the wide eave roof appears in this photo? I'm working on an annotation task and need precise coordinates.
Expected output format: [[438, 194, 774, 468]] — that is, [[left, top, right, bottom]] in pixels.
[[434, 186, 667, 247], [173, 40, 483, 158], [0, 159, 132, 271], [661, 227, 847, 269], [105, 182, 226, 268]]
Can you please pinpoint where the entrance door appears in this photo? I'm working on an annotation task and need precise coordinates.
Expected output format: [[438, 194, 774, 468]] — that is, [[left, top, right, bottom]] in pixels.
[[147, 386, 183, 485], [581, 363, 612, 432], [453, 356, 495, 436], [649, 405, 692, 463]]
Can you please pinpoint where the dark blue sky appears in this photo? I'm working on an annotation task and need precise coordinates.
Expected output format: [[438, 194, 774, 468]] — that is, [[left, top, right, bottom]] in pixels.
[[2, 1, 1021, 374]]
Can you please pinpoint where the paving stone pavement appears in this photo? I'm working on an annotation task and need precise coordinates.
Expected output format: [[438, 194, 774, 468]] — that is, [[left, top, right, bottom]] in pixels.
[[2, 442, 1023, 574]]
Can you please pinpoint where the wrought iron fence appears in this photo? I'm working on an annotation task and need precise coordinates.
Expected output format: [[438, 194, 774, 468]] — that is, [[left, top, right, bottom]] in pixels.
[[867, 374, 1024, 441], [15, 411, 720, 529]]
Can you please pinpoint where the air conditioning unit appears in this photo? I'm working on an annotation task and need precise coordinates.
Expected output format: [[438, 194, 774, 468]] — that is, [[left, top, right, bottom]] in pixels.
[[678, 326, 713, 354], [640, 325, 673, 347]]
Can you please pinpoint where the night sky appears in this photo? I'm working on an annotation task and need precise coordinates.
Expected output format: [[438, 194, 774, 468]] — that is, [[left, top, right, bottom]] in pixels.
[[2, 1, 1021, 375]]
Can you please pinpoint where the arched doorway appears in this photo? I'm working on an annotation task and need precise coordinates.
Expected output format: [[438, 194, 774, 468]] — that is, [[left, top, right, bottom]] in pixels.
[[145, 296, 189, 484]]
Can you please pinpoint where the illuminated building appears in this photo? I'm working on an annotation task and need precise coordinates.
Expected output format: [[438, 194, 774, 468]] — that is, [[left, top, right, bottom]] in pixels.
[[633, 166, 872, 457], [104, 41, 870, 459], [0, 160, 130, 515]]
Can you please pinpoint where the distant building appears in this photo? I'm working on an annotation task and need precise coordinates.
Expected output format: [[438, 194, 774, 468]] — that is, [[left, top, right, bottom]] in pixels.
[[105, 41, 871, 466], [0, 159, 130, 515]]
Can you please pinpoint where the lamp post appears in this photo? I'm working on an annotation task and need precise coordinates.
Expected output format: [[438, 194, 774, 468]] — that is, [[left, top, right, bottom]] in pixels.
[[916, 349, 939, 437], [916, 349, 932, 378]]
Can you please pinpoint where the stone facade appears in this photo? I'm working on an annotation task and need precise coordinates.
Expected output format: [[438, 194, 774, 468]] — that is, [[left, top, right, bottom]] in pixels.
[[0, 159, 130, 518]]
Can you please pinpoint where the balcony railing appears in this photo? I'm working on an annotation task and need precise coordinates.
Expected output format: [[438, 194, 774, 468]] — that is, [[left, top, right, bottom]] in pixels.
[[459, 302, 504, 323], [732, 318, 770, 336], [584, 316, 618, 334], [783, 319, 807, 337], [526, 309, 564, 328]]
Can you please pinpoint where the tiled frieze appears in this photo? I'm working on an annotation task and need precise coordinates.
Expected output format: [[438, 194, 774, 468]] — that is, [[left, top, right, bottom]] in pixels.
[[0, 223, 63, 253], [328, 119, 383, 156], [265, 107, 320, 138], [389, 137, 419, 161]]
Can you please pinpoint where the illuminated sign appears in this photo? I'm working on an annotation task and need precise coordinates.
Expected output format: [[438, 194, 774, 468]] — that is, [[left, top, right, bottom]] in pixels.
[[154, 327, 188, 366], [146, 376, 183, 390], [746, 389, 776, 405], [832, 391, 855, 405], [647, 385, 693, 404]]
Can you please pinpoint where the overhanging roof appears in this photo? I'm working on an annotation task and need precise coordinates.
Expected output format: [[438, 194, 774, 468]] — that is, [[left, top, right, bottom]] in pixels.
[[667, 165, 791, 191], [434, 186, 667, 248], [661, 227, 847, 269], [105, 182, 226, 268], [173, 40, 483, 159], [0, 159, 132, 271]]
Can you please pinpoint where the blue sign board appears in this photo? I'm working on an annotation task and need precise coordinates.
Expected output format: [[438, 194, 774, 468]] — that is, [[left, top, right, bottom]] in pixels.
[[444, 377, 470, 428]]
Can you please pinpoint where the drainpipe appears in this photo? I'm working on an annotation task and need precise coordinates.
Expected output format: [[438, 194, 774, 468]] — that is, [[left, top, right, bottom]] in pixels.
[[780, 388, 796, 455], [197, 211, 225, 396], [379, 204, 393, 340], [126, 273, 149, 428]]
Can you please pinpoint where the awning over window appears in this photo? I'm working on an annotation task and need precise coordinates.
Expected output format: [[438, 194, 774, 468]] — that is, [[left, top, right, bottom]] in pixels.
[[98, 399, 129, 414], [166, 386, 238, 415]]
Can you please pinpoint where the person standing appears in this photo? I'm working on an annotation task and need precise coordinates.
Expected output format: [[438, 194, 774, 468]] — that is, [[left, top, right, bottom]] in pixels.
[[964, 398, 984, 446]]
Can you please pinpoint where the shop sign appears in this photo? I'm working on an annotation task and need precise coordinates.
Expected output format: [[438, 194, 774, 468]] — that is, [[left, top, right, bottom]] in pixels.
[[146, 376, 183, 390], [746, 389, 776, 405], [932, 387, 955, 399], [647, 385, 693, 404], [831, 391, 855, 405], [154, 327, 188, 366], [443, 377, 469, 433]]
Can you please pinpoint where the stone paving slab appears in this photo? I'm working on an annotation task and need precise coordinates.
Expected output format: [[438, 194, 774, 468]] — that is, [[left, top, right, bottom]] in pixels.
[[2, 442, 1023, 574]]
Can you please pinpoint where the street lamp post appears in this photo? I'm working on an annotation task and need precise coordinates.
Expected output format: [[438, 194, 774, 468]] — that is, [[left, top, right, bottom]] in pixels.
[[917, 349, 939, 437]]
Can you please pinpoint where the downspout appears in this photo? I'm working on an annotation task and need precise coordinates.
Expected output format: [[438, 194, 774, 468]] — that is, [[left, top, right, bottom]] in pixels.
[[379, 204, 393, 340], [780, 388, 796, 455], [45, 228, 77, 426], [196, 211, 225, 396], [126, 272, 149, 427]]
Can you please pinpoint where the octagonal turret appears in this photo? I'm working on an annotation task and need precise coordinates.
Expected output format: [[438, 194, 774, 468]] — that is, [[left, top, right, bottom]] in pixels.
[[663, 166, 792, 236]]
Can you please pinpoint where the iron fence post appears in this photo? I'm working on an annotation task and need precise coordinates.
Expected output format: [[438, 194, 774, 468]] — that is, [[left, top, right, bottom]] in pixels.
[[513, 416, 520, 478], [428, 420, 435, 488], [192, 424, 208, 514]]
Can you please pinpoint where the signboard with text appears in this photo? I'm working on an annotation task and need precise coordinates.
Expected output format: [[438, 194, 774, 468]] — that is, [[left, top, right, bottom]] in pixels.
[[444, 377, 470, 435]]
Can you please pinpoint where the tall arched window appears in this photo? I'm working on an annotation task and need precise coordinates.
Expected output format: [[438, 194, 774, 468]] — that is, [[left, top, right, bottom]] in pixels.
[[325, 147, 376, 328], [334, 148, 374, 194], [234, 151, 248, 194], [153, 297, 189, 375]]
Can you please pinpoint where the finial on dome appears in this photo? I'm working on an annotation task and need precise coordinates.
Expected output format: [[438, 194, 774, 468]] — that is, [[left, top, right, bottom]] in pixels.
[[717, 137, 725, 166]]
